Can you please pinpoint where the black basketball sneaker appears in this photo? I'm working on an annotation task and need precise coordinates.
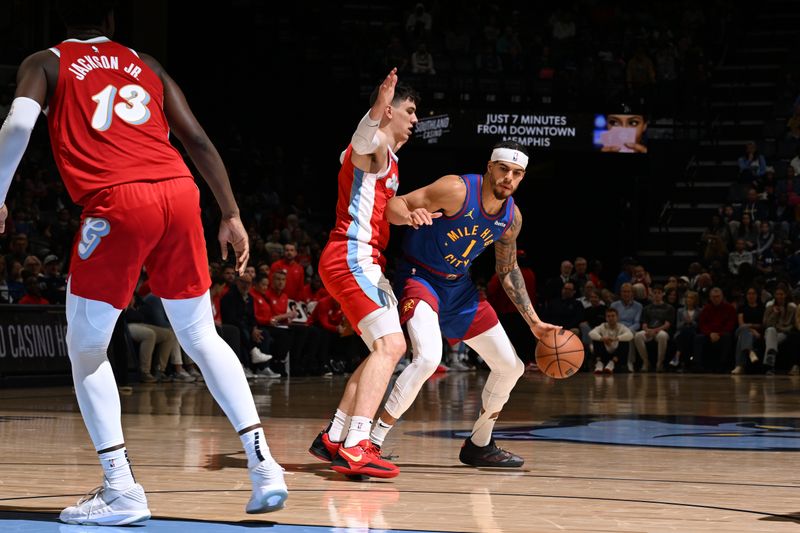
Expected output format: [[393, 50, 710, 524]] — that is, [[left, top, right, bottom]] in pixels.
[[458, 438, 524, 467]]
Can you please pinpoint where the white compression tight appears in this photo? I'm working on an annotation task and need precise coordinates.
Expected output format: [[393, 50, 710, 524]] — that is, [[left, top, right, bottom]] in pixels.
[[384, 307, 523, 426], [161, 291, 260, 432], [463, 323, 525, 445], [66, 290, 124, 451], [384, 300, 442, 419], [67, 289, 261, 452]]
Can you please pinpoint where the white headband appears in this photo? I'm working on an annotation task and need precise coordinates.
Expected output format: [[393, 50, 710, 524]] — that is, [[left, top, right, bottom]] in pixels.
[[491, 148, 528, 169]]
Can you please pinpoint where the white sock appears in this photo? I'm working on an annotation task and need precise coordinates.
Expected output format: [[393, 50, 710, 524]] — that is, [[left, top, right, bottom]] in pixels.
[[470, 411, 499, 447], [344, 416, 372, 448], [327, 408, 349, 443], [240, 427, 272, 468], [370, 418, 393, 447], [99, 448, 135, 490]]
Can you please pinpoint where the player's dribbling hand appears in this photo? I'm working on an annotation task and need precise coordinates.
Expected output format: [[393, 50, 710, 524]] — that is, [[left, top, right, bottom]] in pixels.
[[0, 204, 6, 234], [407, 208, 442, 229], [530, 321, 560, 340], [219, 216, 250, 275]]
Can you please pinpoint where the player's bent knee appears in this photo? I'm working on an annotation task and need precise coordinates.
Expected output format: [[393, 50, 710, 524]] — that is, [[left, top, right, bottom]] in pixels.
[[376, 333, 407, 361]]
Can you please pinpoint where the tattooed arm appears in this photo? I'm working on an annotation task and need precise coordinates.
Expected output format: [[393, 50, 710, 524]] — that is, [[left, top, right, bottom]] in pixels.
[[495, 205, 560, 339]]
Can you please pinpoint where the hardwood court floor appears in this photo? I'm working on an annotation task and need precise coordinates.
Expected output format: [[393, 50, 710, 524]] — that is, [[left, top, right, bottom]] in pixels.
[[2, 371, 800, 532]]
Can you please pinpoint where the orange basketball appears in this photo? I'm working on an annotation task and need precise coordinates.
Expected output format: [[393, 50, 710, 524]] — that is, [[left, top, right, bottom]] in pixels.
[[535, 329, 584, 379]]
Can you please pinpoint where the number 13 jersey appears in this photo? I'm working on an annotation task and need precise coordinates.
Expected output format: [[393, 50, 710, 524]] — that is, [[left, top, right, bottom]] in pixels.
[[46, 37, 191, 205]]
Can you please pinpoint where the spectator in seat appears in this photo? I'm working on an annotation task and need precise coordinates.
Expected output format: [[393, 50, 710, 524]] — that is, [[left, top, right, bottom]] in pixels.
[[269, 242, 305, 301], [544, 259, 573, 304], [571, 256, 590, 296], [693, 287, 737, 372], [546, 281, 583, 335], [613, 257, 636, 294], [762, 285, 796, 375], [589, 307, 633, 374], [5, 233, 29, 268], [732, 287, 764, 374], [737, 142, 766, 183], [754, 221, 775, 258], [579, 288, 607, 354], [19, 276, 49, 304], [411, 43, 436, 75], [728, 239, 754, 278], [672, 290, 700, 369], [40, 254, 67, 304], [22, 255, 43, 278], [631, 263, 652, 303], [633, 284, 674, 372], [732, 212, 758, 250], [221, 273, 275, 377], [301, 272, 329, 304], [741, 188, 768, 224], [611, 282, 643, 371]]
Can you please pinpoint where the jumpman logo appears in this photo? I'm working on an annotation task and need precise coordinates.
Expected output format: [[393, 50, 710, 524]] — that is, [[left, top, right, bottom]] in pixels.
[[78, 217, 111, 260], [465, 208, 474, 220]]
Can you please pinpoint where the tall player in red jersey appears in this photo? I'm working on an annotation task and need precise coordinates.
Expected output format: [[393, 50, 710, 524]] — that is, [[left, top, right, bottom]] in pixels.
[[308, 70, 439, 479], [0, 1, 286, 525]]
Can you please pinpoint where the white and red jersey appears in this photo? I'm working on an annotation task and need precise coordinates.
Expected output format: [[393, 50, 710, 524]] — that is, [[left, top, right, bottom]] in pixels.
[[46, 37, 191, 205], [327, 144, 399, 270]]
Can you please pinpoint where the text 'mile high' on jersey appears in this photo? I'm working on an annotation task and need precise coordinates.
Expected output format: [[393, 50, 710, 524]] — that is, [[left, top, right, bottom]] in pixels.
[[46, 37, 191, 205], [402, 173, 515, 277]]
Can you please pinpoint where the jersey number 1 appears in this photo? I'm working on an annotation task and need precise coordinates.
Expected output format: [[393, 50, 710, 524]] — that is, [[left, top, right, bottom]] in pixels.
[[91, 84, 151, 131]]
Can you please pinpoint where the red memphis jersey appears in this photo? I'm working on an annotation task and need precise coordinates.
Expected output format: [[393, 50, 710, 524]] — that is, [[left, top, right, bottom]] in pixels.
[[46, 37, 192, 205], [327, 145, 399, 268]]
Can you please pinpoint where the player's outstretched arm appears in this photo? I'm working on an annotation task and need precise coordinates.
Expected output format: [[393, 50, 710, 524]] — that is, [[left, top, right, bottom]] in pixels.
[[350, 68, 399, 172], [494, 206, 559, 339], [0, 52, 49, 232], [143, 54, 249, 273], [386, 174, 466, 228]]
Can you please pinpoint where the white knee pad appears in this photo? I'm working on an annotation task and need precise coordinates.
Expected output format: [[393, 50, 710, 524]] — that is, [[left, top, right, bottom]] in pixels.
[[384, 300, 443, 420]]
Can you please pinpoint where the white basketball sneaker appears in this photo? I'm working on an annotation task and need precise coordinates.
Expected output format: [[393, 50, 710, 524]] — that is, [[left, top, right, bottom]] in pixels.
[[59, 479, 150, 525], [246, 459, 288, 513]]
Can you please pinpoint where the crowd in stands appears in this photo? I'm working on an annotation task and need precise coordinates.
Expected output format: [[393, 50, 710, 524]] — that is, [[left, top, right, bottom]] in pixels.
[[361, 0, 733, 115], [3, 0, 795, 383]]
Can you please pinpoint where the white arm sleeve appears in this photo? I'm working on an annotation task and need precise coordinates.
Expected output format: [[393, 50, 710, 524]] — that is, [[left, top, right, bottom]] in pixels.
[[350, 111, 381, 155], [0, 97, 41, 205]]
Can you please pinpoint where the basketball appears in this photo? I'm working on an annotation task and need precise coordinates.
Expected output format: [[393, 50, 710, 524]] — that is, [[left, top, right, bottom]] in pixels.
[[535, 329, 584, 379]]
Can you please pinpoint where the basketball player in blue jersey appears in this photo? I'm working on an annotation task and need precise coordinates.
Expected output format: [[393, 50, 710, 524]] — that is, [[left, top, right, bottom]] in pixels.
[[370, 140, 559, 466]]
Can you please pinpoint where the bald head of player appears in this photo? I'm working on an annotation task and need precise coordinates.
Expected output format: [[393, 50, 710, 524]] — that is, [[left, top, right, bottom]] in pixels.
[[58, 0, 116, 36], [486, 140, 528, 201]]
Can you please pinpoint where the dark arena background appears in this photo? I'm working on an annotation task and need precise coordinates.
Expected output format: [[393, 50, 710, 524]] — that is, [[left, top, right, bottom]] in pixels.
[[2, 1, 800, 532]]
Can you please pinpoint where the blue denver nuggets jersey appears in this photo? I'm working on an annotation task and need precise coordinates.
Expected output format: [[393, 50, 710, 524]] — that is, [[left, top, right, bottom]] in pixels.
[[402, 173, 515, 277]]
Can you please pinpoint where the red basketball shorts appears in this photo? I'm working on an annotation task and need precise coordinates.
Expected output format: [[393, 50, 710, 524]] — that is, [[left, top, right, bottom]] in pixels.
[[318, 239, 400, 345], [69, 177, 211, 309]]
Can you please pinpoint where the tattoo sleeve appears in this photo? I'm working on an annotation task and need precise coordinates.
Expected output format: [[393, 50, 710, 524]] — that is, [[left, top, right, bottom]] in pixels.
[[495, 207, 541, 328]]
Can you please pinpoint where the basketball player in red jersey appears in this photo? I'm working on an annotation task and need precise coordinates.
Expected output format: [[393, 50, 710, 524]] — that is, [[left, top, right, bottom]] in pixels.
[[0, 1, 286, 525], [308, 69, 440, 478]]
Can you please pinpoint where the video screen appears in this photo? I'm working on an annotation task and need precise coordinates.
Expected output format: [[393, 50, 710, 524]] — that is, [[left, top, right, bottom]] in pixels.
[[593, 113, 648, 153]]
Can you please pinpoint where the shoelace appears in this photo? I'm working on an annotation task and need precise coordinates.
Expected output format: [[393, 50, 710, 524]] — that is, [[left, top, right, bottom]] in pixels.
[[75, 485, 105, 517]]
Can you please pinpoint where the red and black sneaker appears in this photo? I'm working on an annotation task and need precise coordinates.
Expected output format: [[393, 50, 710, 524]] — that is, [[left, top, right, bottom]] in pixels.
[[308, 431, 341, 462], [458, 438, 524, 467], [331, 439, 400, 478]]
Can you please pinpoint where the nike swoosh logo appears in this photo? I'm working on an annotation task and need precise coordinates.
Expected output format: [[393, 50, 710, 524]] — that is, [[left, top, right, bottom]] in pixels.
[[339, 448, 363, 462]]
